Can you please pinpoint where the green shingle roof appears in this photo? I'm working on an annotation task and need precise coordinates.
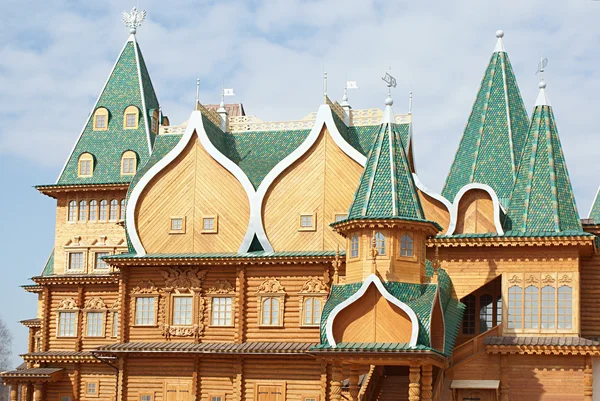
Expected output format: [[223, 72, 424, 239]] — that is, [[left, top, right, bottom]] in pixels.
[[41, 251, 54, 277], [346, 121, 425, 221], [442, 47, 529, 206], [56, 38, 158, 185], [588, 187, 600, 223], [108, 250, 345, 260], [504, 103, 581, 233]]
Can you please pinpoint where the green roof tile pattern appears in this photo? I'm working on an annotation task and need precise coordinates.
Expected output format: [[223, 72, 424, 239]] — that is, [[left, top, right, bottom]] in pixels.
[[57, 39, 158, 185], [589, 188, 600, 223], [347, 122, 425, 221], [443, 50, 529, 205], [437, 230, 593, 239], [311, 342, 439, 354], [41, 251, 54, 276], [110, 250, 346, 260], [504, 104, 581, 233]]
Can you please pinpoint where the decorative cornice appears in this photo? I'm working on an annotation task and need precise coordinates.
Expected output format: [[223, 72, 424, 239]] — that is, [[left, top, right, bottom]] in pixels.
[[35, 183, 130, 199], [105, 254, 341, 267], [486, 344, 600, 356], [31, 274, 119, 286], [429, 235, 595, 248], [334, 218, 440, 238], [22, 352, 100, 363], [22, 285, 43, 294]]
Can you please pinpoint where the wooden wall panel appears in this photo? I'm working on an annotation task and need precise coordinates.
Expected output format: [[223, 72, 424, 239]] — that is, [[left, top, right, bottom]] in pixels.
[[79, 365, 117, 401], [454, 189, 496, 235], [418, 189, 451, 233], [136, 133, 251, 254], [580, 254, 600, 336], [45, 366, 77, 401], [262, 127, 363, 252], [198, 358, 234, 401], [126, 357, 194, 401]]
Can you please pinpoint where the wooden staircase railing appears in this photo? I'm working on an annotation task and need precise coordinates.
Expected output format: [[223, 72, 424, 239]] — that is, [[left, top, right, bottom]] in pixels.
[[451, 324, 502, 368], [358, 365, 382, 401]]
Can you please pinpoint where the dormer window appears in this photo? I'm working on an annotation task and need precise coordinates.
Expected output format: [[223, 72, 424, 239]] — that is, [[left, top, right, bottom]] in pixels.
[[93, 108, 109, 131], [78, 153, 94, 177], [121, 150, 137, 175], [374, 232, 386, 256], [123, 106, 139, 129], [151, 109, 159, 133], [400, 233, 414, 257]]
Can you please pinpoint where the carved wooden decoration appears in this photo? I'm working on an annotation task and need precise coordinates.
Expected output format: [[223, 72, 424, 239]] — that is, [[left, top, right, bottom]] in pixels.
[[299, 277, 329, 294], [541, 274, 555, 286], [206, 280, 235, 295], [161, 268, 207, 290], [110, 299, 121, 311], [508, 275, 522, 284], [524, 274, 539, 285], [133, 280, 157, 294], [558, 274, 572, 284], [57, 297, 78, 310], [84, 297, 107, 310], [256, 278, 286, 294]]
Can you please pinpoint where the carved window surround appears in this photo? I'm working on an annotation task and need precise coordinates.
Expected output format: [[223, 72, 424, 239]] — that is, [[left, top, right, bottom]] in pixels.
[[206, 280, 236, 328], [299, 278, 328, 328], [56, 297, 79, 338], [256, 278, 286, 327], [83, 297, 107, 338], [110, 299, 120, 339], [131, 280, 159, 328]]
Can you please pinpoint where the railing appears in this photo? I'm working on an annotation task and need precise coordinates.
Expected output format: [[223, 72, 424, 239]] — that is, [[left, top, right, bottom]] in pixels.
[[451, 324, 502, 367], [358, 365, 382, 401]]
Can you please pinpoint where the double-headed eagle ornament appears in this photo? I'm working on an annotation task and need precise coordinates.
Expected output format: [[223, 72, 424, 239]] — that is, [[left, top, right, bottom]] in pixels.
[[122, 7, 147, 34]]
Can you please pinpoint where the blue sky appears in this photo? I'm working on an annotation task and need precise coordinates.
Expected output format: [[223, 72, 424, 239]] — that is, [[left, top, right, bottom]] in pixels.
[[1, 0, 600, 366]]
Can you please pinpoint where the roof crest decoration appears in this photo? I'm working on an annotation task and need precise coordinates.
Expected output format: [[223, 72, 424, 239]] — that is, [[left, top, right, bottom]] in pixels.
[[122, 7, 146, 35]]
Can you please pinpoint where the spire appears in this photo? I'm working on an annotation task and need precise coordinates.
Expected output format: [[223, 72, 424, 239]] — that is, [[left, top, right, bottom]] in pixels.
[[589, 186, 600, 223], [217, 89, 228, 132], [505, 79, 581, 233], [442, 30, 529, 206], [55, 13, 160, 185], [346, 89, 425, 221]]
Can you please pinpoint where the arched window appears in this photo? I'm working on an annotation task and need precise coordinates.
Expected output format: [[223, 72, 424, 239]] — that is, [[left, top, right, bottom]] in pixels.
[[89, 200, 97, 221], [120, 199, 126, 220], [303, 297, 322, 326], [93, 107, 109, 130], [99, 200, 108, 221], [68, 201, 77, 222], [479, 294, 493, 333], [109, 199, 118, 220], [462, 294, 475, 334], [507, 286, 522, 329], [262, 297, 280, 326], [541, 286, 555, 329], [524, 286, 539, 329], [78, 153, 94, 177], [400, 233, 414, 257], [123, 105, 139, 129], [151, 109, 159, 133], [78, 200, 87, 221], [121, 150, 137, 175], [374, 232, 386, 256], [350, 235, 359, 258], [558, 286, 572, 329]]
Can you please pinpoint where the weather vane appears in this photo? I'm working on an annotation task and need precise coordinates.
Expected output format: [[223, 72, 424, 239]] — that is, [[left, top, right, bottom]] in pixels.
[[382, 69, 397, 105], [122, 7, 147, 34], [536, 55, 548, 75]]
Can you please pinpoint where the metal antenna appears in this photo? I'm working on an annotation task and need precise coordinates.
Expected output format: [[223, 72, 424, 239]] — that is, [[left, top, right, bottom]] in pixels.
[[409, 89, 413, 114], [323, 71, 328, 100], [195, 77, 200, 103]]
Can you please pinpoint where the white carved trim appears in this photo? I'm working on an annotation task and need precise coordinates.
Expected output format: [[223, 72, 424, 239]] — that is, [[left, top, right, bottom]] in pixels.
[[325, 274, 419, 348], [250, 105, 367, 252], [412, 173, 452, 234], [588, 185, 600, 219], [132, 35, 153, 154], [446, 183, 505, 236]]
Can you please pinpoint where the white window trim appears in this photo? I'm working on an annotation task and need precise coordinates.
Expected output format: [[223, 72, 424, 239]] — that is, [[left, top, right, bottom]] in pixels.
[[201, 215, 218, 234], [298, 213, 316, 232]]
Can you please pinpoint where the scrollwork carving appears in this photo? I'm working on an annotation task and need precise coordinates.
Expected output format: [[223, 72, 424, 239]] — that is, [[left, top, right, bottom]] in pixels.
[[558, 274, 572, 284], [84, 297, 107, 310], [57, 297, 78, 310], [256, 278, 285, 294], [508, 275, 522, 284], [524, 274, 539, 285], [299, 277, 329, 294], [133, 280, 157, 294], [161, 268, 207, 290], [207, 280, 235, 295], [159, 323, 201, 340], [541, 275, 555, 286]]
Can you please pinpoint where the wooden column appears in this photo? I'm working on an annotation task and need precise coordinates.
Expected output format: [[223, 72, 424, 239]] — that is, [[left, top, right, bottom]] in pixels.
[[117, 357, 126, 401], [421, 364, 432, 401], [235, 267, 246, 344], [233, 357, 244, 401], [320, 361, 328, 401], [584, 355, 593, 401], [500, 354, 509, 401], [73, 364, 81, 401], [76, 286, 84, 351], [192, 356, 200, 401], [25, 384, 33, 401], [10, 385, 18, 401], [408, 363, 421, 401], [119, 269, 129, 342], [33, 384, 42, 401], [349, 364, 360, 401], [41, 286, 50, 351], [330, 362, 343, 401]]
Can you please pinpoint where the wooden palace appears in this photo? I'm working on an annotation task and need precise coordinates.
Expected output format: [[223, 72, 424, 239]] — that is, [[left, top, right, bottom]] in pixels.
[[5, 11, 600, 401]]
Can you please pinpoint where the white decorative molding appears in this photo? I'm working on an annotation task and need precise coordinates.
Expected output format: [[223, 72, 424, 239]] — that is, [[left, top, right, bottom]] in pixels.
[[325, 274, 419, 348], [446, 183, 505, 236]]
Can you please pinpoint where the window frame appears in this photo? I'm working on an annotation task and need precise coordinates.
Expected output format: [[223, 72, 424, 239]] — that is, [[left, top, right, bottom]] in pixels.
[[139, 392, 154, 401], [350, 235, 360, 259], [94, 251, 110, 271], [89, 200, 98, 221], [171, 295, 194, 327], [112, 311, 119, 338], [210, 296, 233, 327], [121, 150, 137, 176], [300, 296, 324, 327], [59, 394, 73, 401], [373, 231, 387, 256], [85, 380, 100, 398], [68, 200, 78, 222], [259, 296, 284, 327], [209, 394, 225, 401], [298, 213, 316, 232], [399, 233, 415, 258], [202, 215, 218, 234], [169, 216, 186, 234], [93, 107, 109, 131], [134, 296, 157, 327], [57, 311, 78, 338], [66, 251, 85, 272], [123, 105, 140, 129], [85, 311, 106, 338], [120, 199, 126, 220], [99, 200, 108, 221], [333, 213, 347, 223], [78, 200, 88, 221], [109, 199, 119, 221]]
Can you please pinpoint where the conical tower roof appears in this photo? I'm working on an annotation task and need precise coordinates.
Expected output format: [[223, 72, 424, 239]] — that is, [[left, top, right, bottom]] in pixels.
[[56, 33, 160, 185], [588, 187, 600, 223], [442, 31, 529, 206], [504, 81, 581, 233], [346, 103, 426, 221]]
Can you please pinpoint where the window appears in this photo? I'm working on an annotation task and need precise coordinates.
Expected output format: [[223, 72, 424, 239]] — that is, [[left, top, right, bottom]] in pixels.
[[211, 297, 232, 326], [507, 286, 522, 329], [120, 199, 126, 220], [558, 286, 573, 329], [350, 235, 359, 258], [374, 232, 386, 256], [151, 115, 158, 133], [95, 252, 109, 270], [299, 213, 315, 231], [61, 396, 72, 401], [89, 200, 98, 220], [262, 297, 280, 326], [109, 199, 118, 220], [79, 200, 87, 221], [99, 200, 108, 220], [170, 217, 185, 233], [93, 107, 109, 130], [303, 297, 322, 326], [58, 312, 76, 337], [123, 106, 139, 129], [140, 395, 153, 401], [121, 150, 137, 175], [202, 216, 218, 233], [68, 200, 77, 221], [462, 294, 475, 334], [334, 213, 346, 222], [172, 296, 193, 326], [68, 252, 84, 271], [524, 286, 539, 329], [400, 233, 414, 257], [78, 153, 94, 177], [86, 312, 104, 337], [112, 312, 119, 337], [86, 382, 97, 396], [496, 295, 502, 326], [479, 294, 493, 333], [541, 286, 555, 329], [135, 297, 155, 325]]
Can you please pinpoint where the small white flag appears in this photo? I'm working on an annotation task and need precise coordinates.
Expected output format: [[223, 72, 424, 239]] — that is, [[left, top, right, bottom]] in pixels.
[[223, 88, 235, 96], [346, 81, 359, 89]]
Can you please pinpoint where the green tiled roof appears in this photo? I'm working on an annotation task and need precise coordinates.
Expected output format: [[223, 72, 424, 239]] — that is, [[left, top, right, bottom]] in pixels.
[[588, 187, 600, 223], [56, 39, 157, 185], [346, 122, 425, 221], [318, 269, 464, 357], [443, 49, 529, 205], [504, 104, 581, 233], [41, 251, 54, 276], [109, 250, 346, 260], [311, 342, 439, 354], [437, 230, 593, 239]]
